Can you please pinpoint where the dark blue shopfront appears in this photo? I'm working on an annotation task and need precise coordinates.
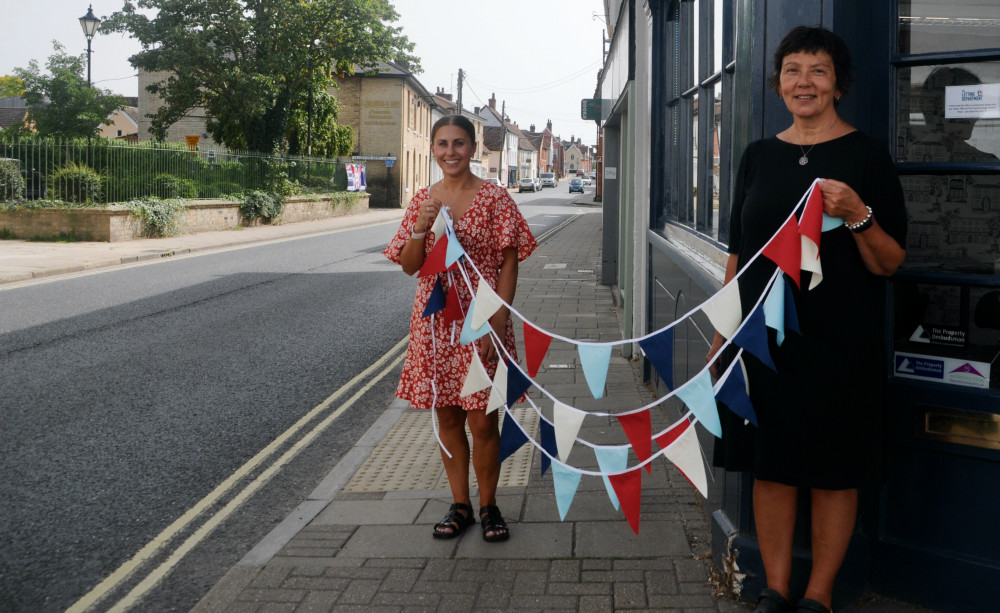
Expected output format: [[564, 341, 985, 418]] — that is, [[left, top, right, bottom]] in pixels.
[[640, 1, 1000, 611]]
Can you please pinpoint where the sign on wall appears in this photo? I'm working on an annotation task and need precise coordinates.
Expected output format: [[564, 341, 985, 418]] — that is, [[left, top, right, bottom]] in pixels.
[[945, 83, 1000, 119]]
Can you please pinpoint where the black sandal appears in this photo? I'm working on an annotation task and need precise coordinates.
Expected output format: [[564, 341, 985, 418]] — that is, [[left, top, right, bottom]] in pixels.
[[479, 505, 510, 542], [432, 502, 474, 539]]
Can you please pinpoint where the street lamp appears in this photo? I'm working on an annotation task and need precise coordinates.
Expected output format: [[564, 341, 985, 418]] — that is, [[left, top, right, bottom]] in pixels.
[[79, 4, 101, 87], [79, 4, 100, 167], [306, 39, 320, 159]]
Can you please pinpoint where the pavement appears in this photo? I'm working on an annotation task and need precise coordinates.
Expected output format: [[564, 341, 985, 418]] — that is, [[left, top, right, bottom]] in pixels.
[[0, 201, 942, 612]]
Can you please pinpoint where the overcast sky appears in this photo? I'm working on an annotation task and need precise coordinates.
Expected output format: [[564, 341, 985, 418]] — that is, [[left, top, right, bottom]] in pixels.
[[0, 0, 607, 146]]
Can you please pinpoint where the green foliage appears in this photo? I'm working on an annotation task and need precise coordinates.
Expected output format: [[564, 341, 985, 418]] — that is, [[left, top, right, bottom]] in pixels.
[[151, 173, 199, 199], [49, 162, 102, 204], [239, 190, 284, 222], [0, 75, 25, 98], [127, 196, 186, 237], [0, 160, 25, 202], [327, 191, 363, 210], [13, 42, 125, 138], [330, 124, 355, 157], [101, 0, 419, 153]]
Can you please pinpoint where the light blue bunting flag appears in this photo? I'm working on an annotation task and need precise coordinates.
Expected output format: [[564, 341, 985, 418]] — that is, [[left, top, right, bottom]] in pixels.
[[459, 298, 493, 345], [445, 230, 466, 267], [594, 446, 629, 510], [551, 460, 583, 521], [578, 343, 612, 399], [822, 213, 844, 232], [677, 369, 722, 438]]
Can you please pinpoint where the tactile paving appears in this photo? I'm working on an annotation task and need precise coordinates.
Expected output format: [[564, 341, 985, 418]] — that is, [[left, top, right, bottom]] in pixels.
[[343, 407, 539, 493]]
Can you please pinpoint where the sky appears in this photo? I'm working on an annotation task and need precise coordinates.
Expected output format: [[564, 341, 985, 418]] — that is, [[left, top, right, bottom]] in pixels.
[[0, 0, 608, 146]]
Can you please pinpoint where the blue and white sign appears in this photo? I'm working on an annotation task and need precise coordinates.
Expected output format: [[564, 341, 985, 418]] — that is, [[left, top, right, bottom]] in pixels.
[[895, 352, 991, 389], [945, 83, 1000, 119]]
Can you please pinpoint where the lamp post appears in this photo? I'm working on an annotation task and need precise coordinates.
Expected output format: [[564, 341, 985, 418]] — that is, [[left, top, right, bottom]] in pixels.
[[79, 4, 100, 87], [80, 4, 100, 168]]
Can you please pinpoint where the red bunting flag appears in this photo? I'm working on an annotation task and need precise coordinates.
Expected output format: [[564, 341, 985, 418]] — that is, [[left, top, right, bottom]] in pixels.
[[523, 322, 553, 377], [418, 235, 457, 277], [654, 417, 691, 450], [616, 411, 653, 474], [608, 468, 642, 534], [761, 217, 802, 288], [443, 279, 464, 323]]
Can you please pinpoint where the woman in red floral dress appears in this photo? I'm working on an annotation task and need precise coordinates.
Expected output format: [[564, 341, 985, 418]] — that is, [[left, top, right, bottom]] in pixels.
[[383, 115, 536, 542]]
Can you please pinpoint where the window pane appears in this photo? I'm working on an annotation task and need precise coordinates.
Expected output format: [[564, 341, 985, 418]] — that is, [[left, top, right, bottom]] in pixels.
[[711, 81, 722, 237], [692, 92, 699, 226], [897, 62, 1000, 163], [901, 174, 1000, 274], [899, 1, 1000, 55], [691, 0, 700, 85], [713, 0, 724, 74]]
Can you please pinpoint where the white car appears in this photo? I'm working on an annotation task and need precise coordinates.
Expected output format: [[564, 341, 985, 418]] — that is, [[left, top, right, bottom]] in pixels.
[[540, 172, 557, 188]]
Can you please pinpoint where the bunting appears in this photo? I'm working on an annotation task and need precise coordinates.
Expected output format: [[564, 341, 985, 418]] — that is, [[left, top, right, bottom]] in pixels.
[[412, 180, 844, 533], [616, 411, 653, 474], [523, 323, 553, 377]]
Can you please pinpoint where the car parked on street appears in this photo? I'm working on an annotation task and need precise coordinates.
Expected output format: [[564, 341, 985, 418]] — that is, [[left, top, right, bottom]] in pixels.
[[532, 177, 542, 191], [540, 172, 557, 188], [518, 177, 537, 193], [568, 177, 585, 193], [486, 177, 501, 187]]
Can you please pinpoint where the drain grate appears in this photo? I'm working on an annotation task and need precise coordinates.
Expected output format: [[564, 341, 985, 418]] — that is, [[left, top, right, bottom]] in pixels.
[[343, 407, 539, 493]]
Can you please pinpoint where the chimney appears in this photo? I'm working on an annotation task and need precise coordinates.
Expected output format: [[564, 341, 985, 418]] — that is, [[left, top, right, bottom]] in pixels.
[[474, 106, 480, 115], [530, 124, 535, 132], [436, 87, 452, 101], [546, 119, 552, 132], [489, 93, 497, 110]]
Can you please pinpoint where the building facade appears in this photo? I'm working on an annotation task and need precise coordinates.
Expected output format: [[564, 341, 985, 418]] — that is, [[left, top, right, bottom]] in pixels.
[[598, 1, 1000, 612], [333, 63, 439, 207]]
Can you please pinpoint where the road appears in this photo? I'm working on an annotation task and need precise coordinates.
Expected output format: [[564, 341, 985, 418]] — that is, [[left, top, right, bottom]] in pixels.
[[0, 186, 594, 612]]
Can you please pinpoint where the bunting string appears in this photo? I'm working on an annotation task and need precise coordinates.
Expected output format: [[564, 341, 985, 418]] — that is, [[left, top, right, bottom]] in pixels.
[[410, 180, 833, 531]]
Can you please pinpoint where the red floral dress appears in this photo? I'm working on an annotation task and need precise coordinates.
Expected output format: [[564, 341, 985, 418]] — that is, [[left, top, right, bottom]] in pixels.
[[383, 182, 537, 411]]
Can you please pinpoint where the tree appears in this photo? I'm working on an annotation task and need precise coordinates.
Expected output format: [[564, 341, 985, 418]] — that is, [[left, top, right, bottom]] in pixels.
[[0, 75, 25, 99], [286, 90, 354, 157], [13, 42, 125, 139], [102, 0, 419, 154]]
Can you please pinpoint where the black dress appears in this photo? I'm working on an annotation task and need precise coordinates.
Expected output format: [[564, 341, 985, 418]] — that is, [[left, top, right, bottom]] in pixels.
[[713, 131, 907, 490]]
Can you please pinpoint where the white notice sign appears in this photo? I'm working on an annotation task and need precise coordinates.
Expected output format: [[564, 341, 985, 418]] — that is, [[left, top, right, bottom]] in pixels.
[[605, 167, 617, 180], [945, 83, 1000, 119]]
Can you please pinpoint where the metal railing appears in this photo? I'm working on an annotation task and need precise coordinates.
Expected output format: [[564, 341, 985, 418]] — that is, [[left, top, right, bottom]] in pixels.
[[0, 137, 346, 204]]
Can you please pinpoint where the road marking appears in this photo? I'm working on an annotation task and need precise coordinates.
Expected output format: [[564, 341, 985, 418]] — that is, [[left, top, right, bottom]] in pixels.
[[67, 336, 408, 613]]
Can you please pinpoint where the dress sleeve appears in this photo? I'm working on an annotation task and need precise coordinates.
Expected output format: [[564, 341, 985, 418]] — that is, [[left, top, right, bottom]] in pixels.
[[382, 189, 429, 264], [862, 139, 908, 247], [491, 186, 538, 262]]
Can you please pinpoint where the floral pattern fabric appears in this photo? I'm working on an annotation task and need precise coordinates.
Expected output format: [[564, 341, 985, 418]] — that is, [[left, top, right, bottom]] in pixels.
[[383, 182, 537, 411]]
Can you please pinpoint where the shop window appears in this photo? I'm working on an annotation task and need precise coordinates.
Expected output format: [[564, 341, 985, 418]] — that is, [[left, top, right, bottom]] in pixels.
[[660, 0, 733, 242], [898, 1, 1000, 55], [894, 2, 1000, 276]]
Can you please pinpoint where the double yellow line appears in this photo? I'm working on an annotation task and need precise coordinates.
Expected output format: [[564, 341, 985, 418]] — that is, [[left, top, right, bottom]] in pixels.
[[68, 337, 408, 612]]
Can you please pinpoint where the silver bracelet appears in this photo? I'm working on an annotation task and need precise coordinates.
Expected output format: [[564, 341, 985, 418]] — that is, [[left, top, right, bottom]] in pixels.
[[846, 206, 873, 233]]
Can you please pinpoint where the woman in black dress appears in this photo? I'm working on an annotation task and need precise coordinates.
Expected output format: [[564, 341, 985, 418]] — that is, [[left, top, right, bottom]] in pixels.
[[706, 27, 907, 613]]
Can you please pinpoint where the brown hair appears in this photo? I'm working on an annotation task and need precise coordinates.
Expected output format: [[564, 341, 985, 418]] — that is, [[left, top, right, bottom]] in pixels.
[[431, 114, 476, 143]]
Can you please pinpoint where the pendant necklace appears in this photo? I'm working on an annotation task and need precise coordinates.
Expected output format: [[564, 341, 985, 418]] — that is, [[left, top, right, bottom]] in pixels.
[[796, 118, 838, 166]]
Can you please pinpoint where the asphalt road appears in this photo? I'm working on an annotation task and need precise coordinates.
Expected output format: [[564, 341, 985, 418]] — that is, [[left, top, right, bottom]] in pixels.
[[0, 186, 592, 612]]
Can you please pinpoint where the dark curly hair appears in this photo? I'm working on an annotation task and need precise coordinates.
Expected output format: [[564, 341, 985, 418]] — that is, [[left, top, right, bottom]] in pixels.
[[768, 26, 853, 103]]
